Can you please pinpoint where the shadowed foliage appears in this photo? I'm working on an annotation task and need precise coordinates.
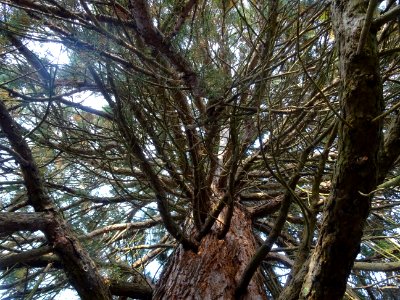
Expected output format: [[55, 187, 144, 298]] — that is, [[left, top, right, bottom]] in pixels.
[[0, 0, 399, 299]]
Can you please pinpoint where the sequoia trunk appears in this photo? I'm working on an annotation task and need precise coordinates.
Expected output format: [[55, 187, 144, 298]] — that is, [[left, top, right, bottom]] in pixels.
[[153, 206, 267, 299]]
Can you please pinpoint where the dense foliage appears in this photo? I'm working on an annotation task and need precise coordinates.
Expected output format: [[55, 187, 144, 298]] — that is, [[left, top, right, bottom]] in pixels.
[[0, 0, 399, 299]]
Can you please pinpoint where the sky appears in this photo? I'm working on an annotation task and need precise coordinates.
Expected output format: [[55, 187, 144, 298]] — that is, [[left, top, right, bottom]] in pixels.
[[29, 40, 107, 110]]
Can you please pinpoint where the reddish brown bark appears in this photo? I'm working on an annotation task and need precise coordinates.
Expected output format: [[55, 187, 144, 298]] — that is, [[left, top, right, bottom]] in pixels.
[[153, 207, 267, 299]]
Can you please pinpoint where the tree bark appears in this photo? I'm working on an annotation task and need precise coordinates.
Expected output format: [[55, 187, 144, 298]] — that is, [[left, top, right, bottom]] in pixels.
[[300, 1, 383, 299], [153, 206, 267, 299]]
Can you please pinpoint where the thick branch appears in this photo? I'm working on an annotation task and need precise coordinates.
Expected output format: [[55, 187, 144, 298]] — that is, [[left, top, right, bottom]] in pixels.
[[0, 101, 53, 211], [109, 279, 152, 300], [5, 33, 51, 86], [300, 1, 383, 298], [83, 218, 164, 239], [0, 212, 53, 234], [373, 5, 400, 29], [0, 100, 112, 300], [357, 0, 378, 54], [0, 251, 152, 299], [249, 195, 284, 218], [0, 246, 60, 270], [353, 261, 400, 272], [129, 0, 205, 112]]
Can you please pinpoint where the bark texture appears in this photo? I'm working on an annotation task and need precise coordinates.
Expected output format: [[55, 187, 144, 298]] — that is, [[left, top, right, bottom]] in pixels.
[[153, 207, 267, 299], [300, 1, 383, 299]]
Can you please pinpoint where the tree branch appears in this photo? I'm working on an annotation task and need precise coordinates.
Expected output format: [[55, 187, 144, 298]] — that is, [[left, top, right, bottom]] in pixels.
[[357, 0, 379, 55], [0, 246, 59, 270], [129, 0, 206, 112], [108, 279, 152, 300], [0, 99, 112, 299], [373, 5, 400, 29], [353, 261, 400, 272], [0, 212, 53, 234]]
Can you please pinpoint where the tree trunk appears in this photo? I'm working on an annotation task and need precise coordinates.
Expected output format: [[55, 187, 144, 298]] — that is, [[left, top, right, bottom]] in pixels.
[[300, 1, 383, 299], [154, 206, 267, 299]]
